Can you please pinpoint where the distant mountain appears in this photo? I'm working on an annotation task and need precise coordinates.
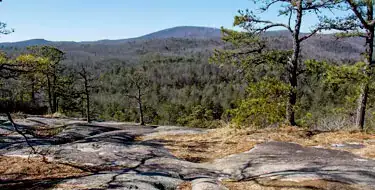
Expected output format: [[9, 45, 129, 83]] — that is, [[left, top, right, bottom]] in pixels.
[[0, 39, 52, 47], [137, 26, 222, 40], [0, 26, 222, 47], [0, 26, 365, 62], [82, 26, 222, 45]]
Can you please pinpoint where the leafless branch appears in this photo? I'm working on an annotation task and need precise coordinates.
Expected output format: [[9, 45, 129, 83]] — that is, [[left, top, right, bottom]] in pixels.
[[5, 112, 37, 154]]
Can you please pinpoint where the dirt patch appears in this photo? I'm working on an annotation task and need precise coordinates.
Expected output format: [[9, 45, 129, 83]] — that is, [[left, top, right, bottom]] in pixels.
[[0, 156, 87, 181], [147, 128, 258, 163], [177, 181, 192, 190], [149, 126, 375, 163], [223, 178, 366, 190]]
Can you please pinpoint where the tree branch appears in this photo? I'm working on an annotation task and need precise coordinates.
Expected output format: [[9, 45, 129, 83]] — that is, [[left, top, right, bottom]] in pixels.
[[6, 112, 37, 154], [347, 0, 369, 28], [299, 26, 328, 42], [248, 17, 293, 33]]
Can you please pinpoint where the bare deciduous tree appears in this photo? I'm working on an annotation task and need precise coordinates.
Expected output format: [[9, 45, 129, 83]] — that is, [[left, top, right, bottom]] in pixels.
[[124, 70, 150, 126], [77, 64, 94, 123]]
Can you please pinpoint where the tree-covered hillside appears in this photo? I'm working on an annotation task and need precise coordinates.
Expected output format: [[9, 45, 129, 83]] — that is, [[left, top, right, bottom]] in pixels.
[[0, 27, 365, 62], [0, 26, 369, 128]]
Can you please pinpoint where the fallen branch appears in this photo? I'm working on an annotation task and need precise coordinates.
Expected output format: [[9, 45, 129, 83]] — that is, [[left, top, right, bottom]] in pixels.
[[6, 112, 37, 154]]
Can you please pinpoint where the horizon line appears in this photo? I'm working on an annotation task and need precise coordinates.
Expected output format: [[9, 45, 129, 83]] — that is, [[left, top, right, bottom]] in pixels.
[[0, 26, 338, 44]]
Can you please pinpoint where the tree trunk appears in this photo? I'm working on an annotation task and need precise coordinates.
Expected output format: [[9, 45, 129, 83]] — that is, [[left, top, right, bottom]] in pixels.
[[138, 88, 145, 126], [138, 100, 144, 126], [52, 95, 57, 113], [86, 92, 90, 123], [81, 97, 85, 118], [286, 1, 302, 126], [52, 73, 58, 113], [355, 28, 374, 131], [356, 84, 369, 130], [31, 77, 36, 104], [287, 68, 297, 126], [46, 75, 53, 114], [84, 78, 91, 123], [287, 44, 299, 126]]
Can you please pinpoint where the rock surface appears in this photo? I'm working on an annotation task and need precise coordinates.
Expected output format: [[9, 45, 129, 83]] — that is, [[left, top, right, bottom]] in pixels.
[[212, 142, 375, 187], [1, 117, 375, 190]]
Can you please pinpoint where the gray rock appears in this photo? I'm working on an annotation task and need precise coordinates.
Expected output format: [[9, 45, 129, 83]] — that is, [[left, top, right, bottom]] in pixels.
[[331, 143, 366, 149], [53, 172, 183, 190], [192, 178, 228, 190], [3, 117, 375, 189], [212, 142, 375, 188]]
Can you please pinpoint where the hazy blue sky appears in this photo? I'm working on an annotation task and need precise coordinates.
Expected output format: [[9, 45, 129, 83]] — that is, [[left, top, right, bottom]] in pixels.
[[0, 0, 340, 42]]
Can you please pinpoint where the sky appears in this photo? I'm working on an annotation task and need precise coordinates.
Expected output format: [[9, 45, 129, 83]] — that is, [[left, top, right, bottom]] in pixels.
[[0, 0, 343, 42]]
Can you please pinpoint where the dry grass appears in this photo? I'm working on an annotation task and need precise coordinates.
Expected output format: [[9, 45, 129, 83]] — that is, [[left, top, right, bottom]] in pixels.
[[43, 112, 67, 118], [149, 126, 375, 163], [176, 181, 192, 190], [148, 128, 259, 162], [0, 156, 87, 181], [30, 126, 64, 138], [223, 178, 367, 190], [284, 129, 375, 159]]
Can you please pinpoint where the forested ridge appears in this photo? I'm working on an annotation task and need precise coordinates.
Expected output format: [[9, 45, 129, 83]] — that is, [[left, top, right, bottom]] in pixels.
[[0, 25, 372, 129], [4, 1, 375, 189]]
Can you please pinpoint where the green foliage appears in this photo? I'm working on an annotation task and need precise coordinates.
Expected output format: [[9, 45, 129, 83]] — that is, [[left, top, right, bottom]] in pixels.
[[92, 59, 241, 126], [306, 59, 366, 105], [4, 2, 375, 130], [299, 59, 371, 128], [3, 23, 375, 130], [113, 110, 126, 122], [211, 26, 293, 127], [177, 105, 219, 128], [0, 50, 52, 113], [210, 29, 265, 69], [229, 78, 290, 128]]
